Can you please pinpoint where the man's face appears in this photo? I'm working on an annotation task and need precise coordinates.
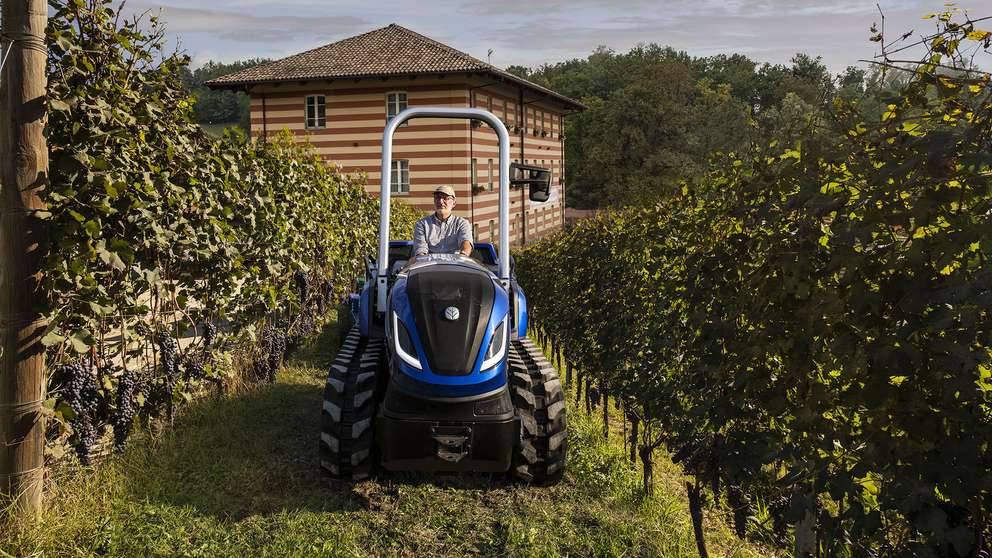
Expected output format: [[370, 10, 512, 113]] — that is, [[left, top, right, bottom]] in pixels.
[[434, 193, 455, 216]]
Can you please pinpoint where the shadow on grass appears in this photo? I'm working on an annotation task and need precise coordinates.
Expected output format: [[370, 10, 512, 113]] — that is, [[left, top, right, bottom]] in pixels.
[[122, 322, 510, 522], [124, 381, 362, 520]]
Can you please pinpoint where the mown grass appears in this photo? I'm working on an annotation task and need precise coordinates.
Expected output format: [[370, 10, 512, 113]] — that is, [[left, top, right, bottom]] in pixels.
[[1, 322, 776, 557]]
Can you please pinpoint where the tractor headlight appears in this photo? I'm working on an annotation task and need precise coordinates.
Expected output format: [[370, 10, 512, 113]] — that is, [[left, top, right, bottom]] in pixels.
[[392, 311, 422, 370], [480, 318, 507, 371]]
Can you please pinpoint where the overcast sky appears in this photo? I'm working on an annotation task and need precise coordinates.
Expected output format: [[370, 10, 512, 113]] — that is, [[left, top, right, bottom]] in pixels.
[[117, 0, 991, 74]]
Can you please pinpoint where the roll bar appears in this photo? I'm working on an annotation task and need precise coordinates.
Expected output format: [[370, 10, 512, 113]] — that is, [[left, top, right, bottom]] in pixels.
[[376, 107, 511, 313]]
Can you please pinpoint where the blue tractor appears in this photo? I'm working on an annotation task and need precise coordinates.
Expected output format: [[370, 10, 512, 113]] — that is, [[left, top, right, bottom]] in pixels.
[[320, 108, 566, 483]]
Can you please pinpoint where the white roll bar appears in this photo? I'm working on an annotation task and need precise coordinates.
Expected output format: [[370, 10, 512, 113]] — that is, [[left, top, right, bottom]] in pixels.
[[376, 107, 511, 313]]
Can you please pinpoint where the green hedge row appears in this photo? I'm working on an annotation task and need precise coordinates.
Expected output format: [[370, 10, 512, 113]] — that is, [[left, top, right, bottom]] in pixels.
[[518, 14, 992, 557], [41, 0, 419, 458]]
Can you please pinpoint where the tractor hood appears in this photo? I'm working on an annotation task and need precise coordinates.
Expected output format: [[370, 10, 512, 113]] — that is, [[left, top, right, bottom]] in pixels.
[[404, 262, 495, 375]]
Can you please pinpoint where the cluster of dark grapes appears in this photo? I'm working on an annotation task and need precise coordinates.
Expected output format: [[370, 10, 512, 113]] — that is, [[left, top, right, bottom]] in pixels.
[[256, 324, 286, 382], [768, 496, 790, 545], [183, 355, 207, 382], [288, 312, 316, 353], [158, 333, 179, 412], [112, 369, 138, 449], [203, 322, 217, 348], [271, 319, 288, 380], [727, 485, 751, 539], [53, 362, 100, 464], [293, 270, 310, 307], [314, 277, 334, 316]]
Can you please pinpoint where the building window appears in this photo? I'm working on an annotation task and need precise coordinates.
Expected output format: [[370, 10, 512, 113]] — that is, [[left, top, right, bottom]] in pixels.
[[489, 219, 495, 242], [487, 95, 493, 113], [471, 158, 478, 189], [386, 92, 408, 126], [487, 158, 494, 191], [473, 223, 479, 241], [305, 95, 326, 129], [499, 98, 506, 122], [391, 160, 410, 194]]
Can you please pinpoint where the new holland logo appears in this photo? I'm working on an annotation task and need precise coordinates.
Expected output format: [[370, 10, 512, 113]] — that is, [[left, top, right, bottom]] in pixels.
[[444, 306, 460, 321]]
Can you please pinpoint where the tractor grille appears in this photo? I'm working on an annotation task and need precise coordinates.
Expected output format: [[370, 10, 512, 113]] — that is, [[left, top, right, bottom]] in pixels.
[[407, 264, 494, 375]]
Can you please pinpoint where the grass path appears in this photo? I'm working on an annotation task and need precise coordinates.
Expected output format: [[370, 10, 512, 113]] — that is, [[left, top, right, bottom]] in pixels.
[[2, 323, 775, 557]]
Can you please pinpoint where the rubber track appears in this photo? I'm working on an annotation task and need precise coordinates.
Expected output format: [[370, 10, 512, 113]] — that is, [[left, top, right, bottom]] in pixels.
[[320, 326, 383, 480], [509, 337, 567, 485]]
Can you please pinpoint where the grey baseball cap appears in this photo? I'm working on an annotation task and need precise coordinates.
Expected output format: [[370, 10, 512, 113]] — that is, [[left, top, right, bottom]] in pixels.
[[433, 185, 456, 197]]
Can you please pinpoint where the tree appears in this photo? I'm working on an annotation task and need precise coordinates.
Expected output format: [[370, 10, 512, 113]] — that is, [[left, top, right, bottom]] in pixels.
[[179, 58, 270, 131]]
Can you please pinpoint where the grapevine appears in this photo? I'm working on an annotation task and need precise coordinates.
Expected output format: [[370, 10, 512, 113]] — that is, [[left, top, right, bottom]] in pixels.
[[40, 0, 421, 457], [516, 17, 992, 552]]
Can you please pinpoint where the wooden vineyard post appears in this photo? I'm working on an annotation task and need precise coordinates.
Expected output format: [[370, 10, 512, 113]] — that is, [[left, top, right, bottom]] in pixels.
[[0, 0, 49, 522]]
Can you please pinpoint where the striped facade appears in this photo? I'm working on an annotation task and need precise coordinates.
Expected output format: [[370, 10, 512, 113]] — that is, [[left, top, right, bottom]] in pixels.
[[246, 75, 568, 246]]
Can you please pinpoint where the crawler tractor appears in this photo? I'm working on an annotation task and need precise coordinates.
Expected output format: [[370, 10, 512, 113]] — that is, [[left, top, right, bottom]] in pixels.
[[320, 107, 566, 483]]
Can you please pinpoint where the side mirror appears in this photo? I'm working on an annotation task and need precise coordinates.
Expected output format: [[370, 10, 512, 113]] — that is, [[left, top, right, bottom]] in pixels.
[[510, 163, 552, 202]]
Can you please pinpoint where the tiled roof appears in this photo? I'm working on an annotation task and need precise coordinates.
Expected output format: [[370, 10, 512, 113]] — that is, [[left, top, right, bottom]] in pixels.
[[205, 24, 585, 110]]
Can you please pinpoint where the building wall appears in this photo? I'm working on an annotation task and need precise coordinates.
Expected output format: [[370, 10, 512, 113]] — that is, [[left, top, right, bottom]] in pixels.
[[464, 80, 566, 247], [248, 75, 567, 247]]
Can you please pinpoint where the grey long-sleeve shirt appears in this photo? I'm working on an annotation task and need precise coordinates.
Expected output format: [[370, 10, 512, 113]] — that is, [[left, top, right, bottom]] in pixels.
[[413, 213, 473, 256]]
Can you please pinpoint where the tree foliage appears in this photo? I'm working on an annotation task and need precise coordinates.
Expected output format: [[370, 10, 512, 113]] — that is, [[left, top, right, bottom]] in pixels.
[[179, 59, 269, 131], [518, 44, 866, 208], [518, 11, 992, 556]]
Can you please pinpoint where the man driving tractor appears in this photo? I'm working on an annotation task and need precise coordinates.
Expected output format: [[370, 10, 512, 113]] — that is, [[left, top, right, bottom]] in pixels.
[[412, 185, 473, 259]]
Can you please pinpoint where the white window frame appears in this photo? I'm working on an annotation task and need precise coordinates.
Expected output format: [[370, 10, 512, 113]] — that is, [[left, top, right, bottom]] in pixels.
[[487, 158, 494, 191], [386, 91, 408, 126], [391, 159, 410, 194], [305, 95, 326, 129], [471, 158, 478, 189]]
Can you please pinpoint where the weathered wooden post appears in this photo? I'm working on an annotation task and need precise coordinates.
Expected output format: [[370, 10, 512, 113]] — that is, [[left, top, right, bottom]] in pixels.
[[0, 0, 49, 522]]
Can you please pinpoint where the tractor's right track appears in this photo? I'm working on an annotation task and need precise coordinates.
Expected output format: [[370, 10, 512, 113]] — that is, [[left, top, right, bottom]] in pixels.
[[508, 337, 567, 485]]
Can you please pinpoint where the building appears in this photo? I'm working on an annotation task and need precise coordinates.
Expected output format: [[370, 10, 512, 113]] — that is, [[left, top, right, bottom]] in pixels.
[[206, 24, 585, 246]]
